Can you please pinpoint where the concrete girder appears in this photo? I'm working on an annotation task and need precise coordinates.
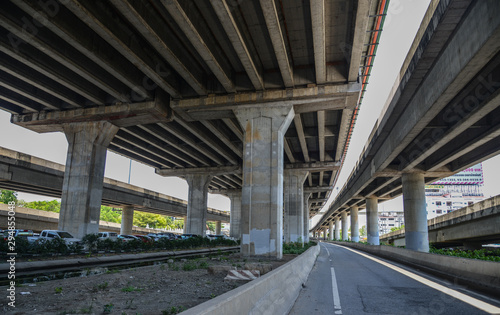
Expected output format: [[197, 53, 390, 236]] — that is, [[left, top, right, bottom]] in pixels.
[[335, 108, 354, 162], [0, 87, 42, 113], [157, 122, 225, 165], [0, 31, 104, 105], [0, 5, 130, 103], [62, 0, 181, 98], [11, 0, 150, 100], [200, 120, 242, 158], [135, 125, 212, 167], [347, 0, 371, 82], [156, 165, 240, 177], [304, 186, 334, 193], [173, 117, 239, 165], [0, 57, 83, 109], [110, 0, 207, 96], [284, 140, 295, 163], [294, 114, 310, 163], [210, 0, 264, 91], [310, 0, 326, 84], [160, 0, 236, 93], [222, 118, 243, 141], [260, 0, 294, 88]]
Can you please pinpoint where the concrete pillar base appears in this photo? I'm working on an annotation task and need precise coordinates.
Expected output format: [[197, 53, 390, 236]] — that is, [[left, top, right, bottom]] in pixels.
[[328, 221, 334, 241], [366, 197, 379, 245], [334, 217, 340, 240], [121, 206, 134, 235], [215, 221, 222, 235], [228, 192, 242, 240], [402, 173, 429, 252], [185, 174, 212, 236], [236, 106, 294, 259], [341, 211, 349, 241], [351, 206, 359, 242], [59, 121, 119, 239]]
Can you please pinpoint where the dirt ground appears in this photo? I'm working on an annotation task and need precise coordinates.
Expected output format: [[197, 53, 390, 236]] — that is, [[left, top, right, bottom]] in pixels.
[[1, 252, 296, 315]]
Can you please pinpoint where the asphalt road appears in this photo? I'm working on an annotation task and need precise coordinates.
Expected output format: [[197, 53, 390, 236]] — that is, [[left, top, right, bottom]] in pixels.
[[289, 242, 500, 315]]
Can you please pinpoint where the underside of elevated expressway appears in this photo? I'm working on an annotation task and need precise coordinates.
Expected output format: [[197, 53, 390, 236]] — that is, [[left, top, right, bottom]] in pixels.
[[313, 0, 500, 252], [0, 0, 389, 257]]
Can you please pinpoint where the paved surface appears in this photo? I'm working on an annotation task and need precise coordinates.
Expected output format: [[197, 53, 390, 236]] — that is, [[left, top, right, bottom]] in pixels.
[[290, 242, 500, 315]]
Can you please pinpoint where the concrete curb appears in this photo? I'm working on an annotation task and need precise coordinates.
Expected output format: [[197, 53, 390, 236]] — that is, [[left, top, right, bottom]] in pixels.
[[179, 244, 320, 315], [328, 241, 500, 293], [0, 246, 239, 276]]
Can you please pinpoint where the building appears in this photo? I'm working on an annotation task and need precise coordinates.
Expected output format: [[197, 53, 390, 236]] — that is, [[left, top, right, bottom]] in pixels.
[[378, 210, 405, 235], [425, 163, 485, 219]]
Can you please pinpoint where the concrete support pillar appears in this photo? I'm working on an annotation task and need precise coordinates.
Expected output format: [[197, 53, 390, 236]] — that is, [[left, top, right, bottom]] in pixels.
[[228, 192, 242, 240], [185, 174, 212, 236], [235, 106, 294, 258], [350, 206, 359, 242], [59, 121, 119, 239], [215, 221, 222, 235], [303, 193, 311, 242], [334, 217, 340, 240], [366, 197, 379, 245], [402, 173, 429, 252], [329, 221, 334, 241], [323, 228, 328, 240], [121, 206, 134, 235], [183, 217, 187, 234], [284, 170, 308, 244], [341, 211, 349, 241]]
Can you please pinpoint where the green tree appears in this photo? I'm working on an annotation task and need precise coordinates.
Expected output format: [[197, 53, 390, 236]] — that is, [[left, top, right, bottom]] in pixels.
[[207, 221, 216, 233], [133, 211, 168, 228], [0, 190, 18, 204], [100, 206, 121, 223], [390, 224, 405, 232], [359, 225, 367, 237], [24, 200, 61, 213]]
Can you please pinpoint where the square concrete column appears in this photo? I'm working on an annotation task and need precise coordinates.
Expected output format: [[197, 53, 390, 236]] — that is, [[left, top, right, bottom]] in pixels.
[[228, 191, 242, 240], [185, 174, 212, 236], [284, 170, 308, 244], [341, 211, 349, 240], [59, 121, 119, 239], [329, 221, 334, 241], [235, 106, 294, 259], [121, 205, 134, 235], [215, 221, 222, 235], [303, 193, 311, 242], [334, 217, 340, 240], [402, 173, 429, 252], [350, 206, 359, 242], [366, 197, 379, 245]]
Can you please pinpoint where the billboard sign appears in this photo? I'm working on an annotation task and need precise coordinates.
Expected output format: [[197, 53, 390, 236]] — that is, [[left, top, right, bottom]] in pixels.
[[432, 163, 483, 185]]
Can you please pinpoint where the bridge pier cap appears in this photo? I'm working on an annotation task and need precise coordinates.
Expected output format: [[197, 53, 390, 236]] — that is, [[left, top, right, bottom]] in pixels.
[[235, 105, 294, 259]]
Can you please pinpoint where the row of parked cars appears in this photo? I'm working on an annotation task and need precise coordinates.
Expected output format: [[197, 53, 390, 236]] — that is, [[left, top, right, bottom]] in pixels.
[[2, 229, 230, 245]]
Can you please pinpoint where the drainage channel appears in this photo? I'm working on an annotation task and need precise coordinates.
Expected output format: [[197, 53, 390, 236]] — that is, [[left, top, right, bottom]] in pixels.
[[1, 246, 239, 287]]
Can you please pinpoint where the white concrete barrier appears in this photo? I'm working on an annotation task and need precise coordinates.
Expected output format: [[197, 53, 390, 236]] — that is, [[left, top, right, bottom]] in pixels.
[[329, 241, 500, 292], [180, 244, 320, 315]]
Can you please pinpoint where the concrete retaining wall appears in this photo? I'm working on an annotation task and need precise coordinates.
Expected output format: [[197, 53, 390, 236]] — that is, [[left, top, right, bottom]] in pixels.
[[328, 241, 500, 293], [180, 244, 320, 315]]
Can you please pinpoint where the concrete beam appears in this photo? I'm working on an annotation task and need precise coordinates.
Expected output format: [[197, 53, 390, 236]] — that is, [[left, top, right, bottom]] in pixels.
[[156, 165, 241, 177], [310, 0, 326, 84], [347, 0, 371, 82]]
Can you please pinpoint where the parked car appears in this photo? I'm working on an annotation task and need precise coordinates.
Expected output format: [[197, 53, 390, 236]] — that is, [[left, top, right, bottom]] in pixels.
[[2, 229, 38, 242], [180, 233, 200, 239], [133, 235, 153, 243], [117, 234, 140, 242], [206, 234, 225, 241], [37, 230, 81, 245], [98, 232, 118, 241]]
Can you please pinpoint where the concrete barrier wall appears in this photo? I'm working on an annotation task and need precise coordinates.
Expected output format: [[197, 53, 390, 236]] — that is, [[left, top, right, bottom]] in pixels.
[[180, 244, 320, 315], [328, 241, 500, 292]]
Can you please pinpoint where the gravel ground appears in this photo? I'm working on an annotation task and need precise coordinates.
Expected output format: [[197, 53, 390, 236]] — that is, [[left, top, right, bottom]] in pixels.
[[1, 252, 295, 315]]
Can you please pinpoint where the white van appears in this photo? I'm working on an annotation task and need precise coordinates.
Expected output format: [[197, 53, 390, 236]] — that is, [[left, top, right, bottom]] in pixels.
[[98, 232, 118, 241]]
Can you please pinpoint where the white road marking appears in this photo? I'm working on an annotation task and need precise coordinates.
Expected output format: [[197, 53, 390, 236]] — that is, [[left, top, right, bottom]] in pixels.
[[331, 267, 342, 314], [335, 244, 500, 314]]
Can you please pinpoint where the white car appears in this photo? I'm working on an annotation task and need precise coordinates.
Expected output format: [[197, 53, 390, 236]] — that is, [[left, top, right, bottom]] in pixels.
[[98, 232, 118, 241], [37, 230, 82, 245]]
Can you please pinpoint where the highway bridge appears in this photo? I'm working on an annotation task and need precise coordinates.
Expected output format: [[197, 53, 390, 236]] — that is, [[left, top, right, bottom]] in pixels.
[[0, 146, 230, 235], [313, 0, 500, 253], [0, 0, 389, 257]]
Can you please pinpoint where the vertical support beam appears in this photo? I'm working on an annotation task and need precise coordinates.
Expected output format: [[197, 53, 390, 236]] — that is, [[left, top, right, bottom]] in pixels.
[[350, 206, 359, 242], [228, 191, 242, 240], [235, 106, 294, 259], [341, 211, 348, 241], [303, 192, 311, 242], [323, 227, 328, 240], [183, 217, 187, 234], [284, 170, 308, 244], [185, 174, 212, 236], [121, 205, 134, 235], [366, 197, 379, 245], [59, 121, 118, 239], [328, 221, 334, 241], [402, 173, 429, 252], [334, 217, 340, 240], [215, 221, 222, 235]]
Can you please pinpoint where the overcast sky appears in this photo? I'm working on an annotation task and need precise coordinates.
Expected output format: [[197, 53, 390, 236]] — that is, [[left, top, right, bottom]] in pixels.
[[1, 0, 499, 216]]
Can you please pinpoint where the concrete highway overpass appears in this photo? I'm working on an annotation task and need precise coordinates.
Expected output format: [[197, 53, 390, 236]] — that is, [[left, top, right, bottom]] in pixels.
[[381, 195, 500, 249], [0, 146, 230, 234], [313, 0, 500, 252], [0, 0, 389, 257]]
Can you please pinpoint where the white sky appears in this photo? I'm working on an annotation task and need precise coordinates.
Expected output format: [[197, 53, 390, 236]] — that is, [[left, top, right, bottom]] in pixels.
[[1, 0, 499, 216]]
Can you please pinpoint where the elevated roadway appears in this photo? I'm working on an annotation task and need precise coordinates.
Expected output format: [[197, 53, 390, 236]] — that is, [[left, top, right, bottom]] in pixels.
[[0, 146, 230, 223], [381, 195, 500, 249], [313, 0, 500, 251]]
